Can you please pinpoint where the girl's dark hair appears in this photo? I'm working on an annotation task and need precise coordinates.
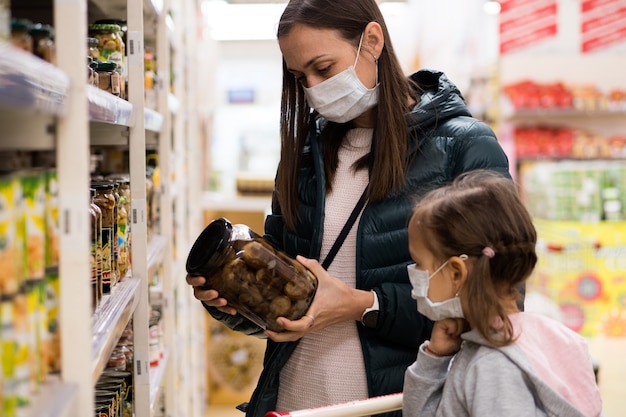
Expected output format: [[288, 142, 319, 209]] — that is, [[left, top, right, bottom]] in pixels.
[[409, 170, 538, 346], [276, 0, 418, 231]]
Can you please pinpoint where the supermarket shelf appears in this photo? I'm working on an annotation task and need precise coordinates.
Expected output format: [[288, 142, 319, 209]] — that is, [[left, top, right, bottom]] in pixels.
[[0, 113, 55, 150], [89, 0, 161, 21], [19, 378, 78, 417], [169, 93, 180, 115], [503, 108, 626, 121], [147, 235, 169, 279], [88, 85, 135, 127], [92, 275, 141, 383], [0, 41, 70, 116], [145, 108, 164, 133], [149, 348, 170, 413]]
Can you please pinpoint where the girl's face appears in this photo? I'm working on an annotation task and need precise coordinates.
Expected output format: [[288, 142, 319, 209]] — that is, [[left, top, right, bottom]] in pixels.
[[408, 232, 458, 303], [278, 23, 379, 127]]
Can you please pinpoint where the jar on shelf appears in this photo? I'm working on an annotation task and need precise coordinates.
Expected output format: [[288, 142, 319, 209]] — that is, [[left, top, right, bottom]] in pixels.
[[89, 188, 102, 311], [10, 19, 33, 53], [186, 218, 318, 332], [88, 59, 99, 88], [87, 37, 99, 60], [94, 61, 121, 96], [29, 23, 55, 64], [106, 175, 130, 276], [88, 23, 125, 98], [92, 182, 115, 295]]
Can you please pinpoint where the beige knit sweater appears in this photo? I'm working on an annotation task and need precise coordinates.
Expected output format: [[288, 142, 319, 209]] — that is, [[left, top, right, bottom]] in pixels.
[[276, 128, 373, 413]]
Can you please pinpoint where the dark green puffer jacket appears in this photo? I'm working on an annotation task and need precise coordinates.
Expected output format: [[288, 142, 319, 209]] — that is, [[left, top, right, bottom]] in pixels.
[[204, 69, 510, 417]]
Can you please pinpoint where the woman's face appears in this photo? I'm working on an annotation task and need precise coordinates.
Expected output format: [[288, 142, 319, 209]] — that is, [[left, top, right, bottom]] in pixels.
[[278, 23, 379, 126]]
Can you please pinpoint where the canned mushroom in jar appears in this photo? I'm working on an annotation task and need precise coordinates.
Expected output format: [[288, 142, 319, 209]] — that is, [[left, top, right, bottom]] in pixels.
[[186, 218, 318, 332]]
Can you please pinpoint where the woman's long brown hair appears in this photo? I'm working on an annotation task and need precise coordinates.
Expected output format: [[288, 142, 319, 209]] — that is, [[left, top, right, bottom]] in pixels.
[[276, 0, 418, 231]]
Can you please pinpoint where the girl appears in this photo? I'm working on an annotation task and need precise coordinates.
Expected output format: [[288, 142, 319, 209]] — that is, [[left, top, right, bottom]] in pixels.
[[403, 170, 602, 417]]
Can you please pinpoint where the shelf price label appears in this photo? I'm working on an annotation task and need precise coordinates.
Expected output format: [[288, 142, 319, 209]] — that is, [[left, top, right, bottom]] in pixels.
[[128, 30, 144, 66]]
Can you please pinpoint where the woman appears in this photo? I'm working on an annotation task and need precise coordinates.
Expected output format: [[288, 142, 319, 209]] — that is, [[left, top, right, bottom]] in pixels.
[[187, 1, 510, 416]]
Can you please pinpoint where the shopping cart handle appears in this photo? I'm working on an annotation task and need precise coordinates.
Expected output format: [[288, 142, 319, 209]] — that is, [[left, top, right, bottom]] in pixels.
[[264, 392, 403, 417]]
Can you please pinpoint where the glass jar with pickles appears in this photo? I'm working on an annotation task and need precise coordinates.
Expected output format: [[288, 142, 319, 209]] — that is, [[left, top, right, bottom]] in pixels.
[[89, 23, 125, 98]]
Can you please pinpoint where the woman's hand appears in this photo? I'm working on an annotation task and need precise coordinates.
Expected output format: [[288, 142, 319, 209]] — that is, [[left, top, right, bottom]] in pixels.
[[427, 318, 468, 356], [185, 274, 237, 315], [265, 255, 372, 342]]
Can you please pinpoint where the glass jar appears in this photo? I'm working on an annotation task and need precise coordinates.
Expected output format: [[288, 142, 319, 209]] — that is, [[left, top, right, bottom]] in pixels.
[[29, 23, 55, 63], [93, 19, 127, 98], [186, 218, 318, 332], [10, 19, 33, 53], [109, 181, 121, 284], [92, 182, 115, 295], [89, 59, 99, 88], [107, 175, 130, 275], [88, 24, 124, 70], [87, 37, 99, 60], [89, 23, 125, 98], [89, 188, 102, 311], [94, 61, 120, 96]]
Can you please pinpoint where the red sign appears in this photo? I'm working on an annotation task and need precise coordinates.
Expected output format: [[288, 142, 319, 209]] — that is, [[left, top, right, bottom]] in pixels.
[[499, 0, 559, 54], [581, 0, 626, 52]]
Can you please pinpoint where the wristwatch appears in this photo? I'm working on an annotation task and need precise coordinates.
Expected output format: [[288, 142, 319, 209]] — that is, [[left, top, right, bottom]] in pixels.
[[360, 290, 379, 328]]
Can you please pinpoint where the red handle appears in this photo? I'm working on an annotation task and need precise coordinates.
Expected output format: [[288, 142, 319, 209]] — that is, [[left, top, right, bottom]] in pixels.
[[263, 392, 403, 417]]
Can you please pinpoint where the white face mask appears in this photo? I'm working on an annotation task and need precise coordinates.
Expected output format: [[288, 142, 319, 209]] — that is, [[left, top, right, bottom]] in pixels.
[[407, 255, 468, 321], [303, 32, 379, 123]]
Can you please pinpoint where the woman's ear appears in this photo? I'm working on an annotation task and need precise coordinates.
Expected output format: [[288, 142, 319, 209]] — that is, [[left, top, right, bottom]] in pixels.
[[363, 21, 384, 59], [448, 255, 469, 294]]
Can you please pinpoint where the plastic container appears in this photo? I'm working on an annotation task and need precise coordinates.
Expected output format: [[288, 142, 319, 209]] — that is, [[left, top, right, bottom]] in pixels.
[[186, 218, 318, 332]]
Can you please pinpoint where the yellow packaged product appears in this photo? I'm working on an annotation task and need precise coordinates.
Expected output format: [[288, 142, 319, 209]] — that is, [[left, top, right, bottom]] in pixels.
[[44, 169, 59, 269], [12, 289, 30, 407], [45, 267, 60, 374], [1, 293, 18, 417], [0, 174, 22, 295], [20, 170, 45, 281]]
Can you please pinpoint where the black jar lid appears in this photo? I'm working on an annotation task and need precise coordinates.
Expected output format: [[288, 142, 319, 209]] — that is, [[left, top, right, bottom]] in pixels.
[[186, 218, 233, 277]]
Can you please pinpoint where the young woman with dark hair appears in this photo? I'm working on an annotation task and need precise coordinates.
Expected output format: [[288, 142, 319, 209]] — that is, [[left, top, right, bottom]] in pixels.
[[187, 1, 511, 415]]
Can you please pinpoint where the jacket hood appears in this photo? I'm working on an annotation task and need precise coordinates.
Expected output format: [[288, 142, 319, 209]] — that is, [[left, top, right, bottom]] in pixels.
[[406, 69, 472, 132], [461, 329, 591, 417]]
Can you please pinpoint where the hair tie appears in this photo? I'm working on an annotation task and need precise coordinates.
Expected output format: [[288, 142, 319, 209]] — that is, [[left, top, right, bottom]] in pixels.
[[482, 246, 495, 258]]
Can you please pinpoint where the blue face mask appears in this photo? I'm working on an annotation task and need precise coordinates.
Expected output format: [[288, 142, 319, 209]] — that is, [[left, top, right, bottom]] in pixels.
[[302, 32, 379, 123], [407, 254, 468, 321]]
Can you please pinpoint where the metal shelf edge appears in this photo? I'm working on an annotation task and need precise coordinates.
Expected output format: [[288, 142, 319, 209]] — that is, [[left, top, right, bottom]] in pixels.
[[147, 235, 169, 278], [19, 378, 79, 417], [91, 275, 141, 382], [88, 85, 135, 127], [144, 108, 164, 133], [0, 42, 70, 116], [149, 349, 170, 412]]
